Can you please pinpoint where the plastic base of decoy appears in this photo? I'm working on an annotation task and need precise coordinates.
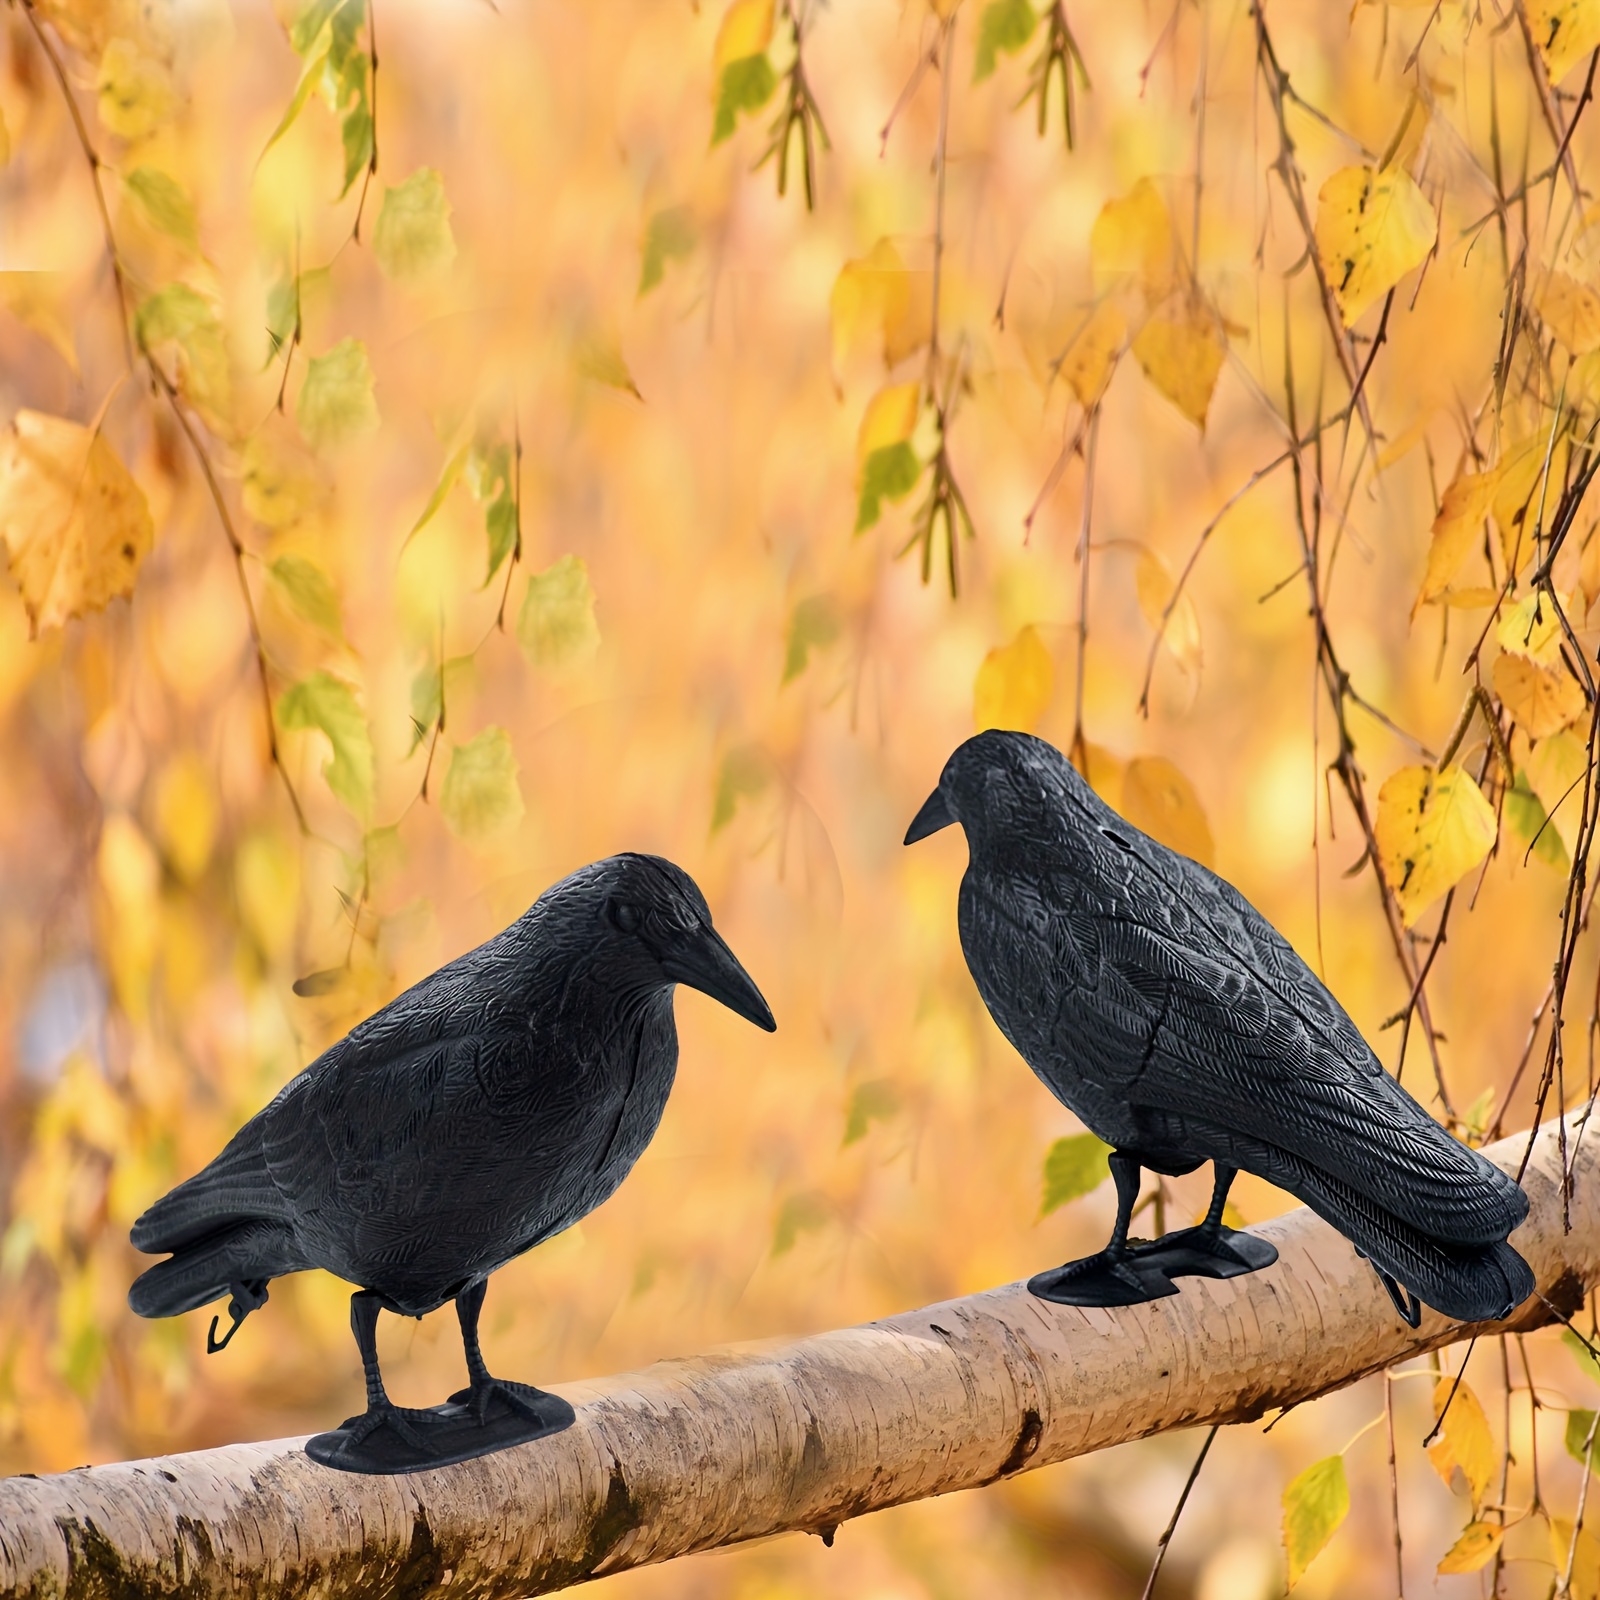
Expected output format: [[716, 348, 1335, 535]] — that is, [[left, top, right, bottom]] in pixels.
[[1027, 1249, 1180, 1307], [305, 1382, 576, 1474], [1133, 1225, 1279, 1282]]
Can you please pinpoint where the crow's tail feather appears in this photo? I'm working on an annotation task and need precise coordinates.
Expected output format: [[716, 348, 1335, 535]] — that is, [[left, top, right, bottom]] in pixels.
[[128, 1220, 303, 1320], [130, 1114, 288, 1255], [1277, 1151, 1534, 1322]]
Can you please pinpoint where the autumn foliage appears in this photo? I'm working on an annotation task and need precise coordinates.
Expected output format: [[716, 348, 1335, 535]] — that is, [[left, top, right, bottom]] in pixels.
[[6, 0, 1600, 1596]]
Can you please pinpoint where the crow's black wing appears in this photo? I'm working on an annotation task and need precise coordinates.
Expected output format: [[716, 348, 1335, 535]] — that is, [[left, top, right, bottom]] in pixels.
[[1039, 853, 1526, 1247]]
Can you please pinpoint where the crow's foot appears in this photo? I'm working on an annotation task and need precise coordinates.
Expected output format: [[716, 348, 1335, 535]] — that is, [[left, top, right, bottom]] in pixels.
[[306, 1384, 578, 1474], [305, 1400, 436, 1469], [1028, 1249, 1179, 1307], [1132, 1225, 1278, 1282], [451, 1375, 563, 1428]]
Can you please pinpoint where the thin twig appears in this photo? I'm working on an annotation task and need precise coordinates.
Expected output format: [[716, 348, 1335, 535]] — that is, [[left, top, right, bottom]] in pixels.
[[1138, 1425, 1219, 1600]]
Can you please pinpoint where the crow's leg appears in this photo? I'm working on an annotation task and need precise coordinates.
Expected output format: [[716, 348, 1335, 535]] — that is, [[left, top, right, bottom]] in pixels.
[[455, 1279, 549, 1425], [1131, 1163, 1279, 1281], [1028, 1151, 1180, 1307], [325, 1292, 435, 1456]]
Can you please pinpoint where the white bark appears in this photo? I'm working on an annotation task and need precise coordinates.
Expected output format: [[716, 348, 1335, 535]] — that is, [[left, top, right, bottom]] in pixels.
[[0, 1120, 1593, 1599]]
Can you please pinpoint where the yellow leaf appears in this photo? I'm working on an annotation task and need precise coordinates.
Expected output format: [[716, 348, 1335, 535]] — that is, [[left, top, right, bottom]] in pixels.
[[373, 168, 456, 283], [1436, 1521, 1503, 1576], [1528, 726, 1592, 857], [96, 37, 175, 141], [1315, 165, 1437, 326], [99, 811, 159, 1021], [1494, 652, 1588, 738], [714, 0, 774, 71], [234, 829, 300, 962], [1542, 270, 1600, 353], [857, 382, 922, 461], [1282, 1454, 1349, 1589], [1059, 300, 1126, 409], [1131, 296, 1226, 428], [1425, 1379, 1497, 1506], [518, 553, 600, 669], [297, 337, 379, 451], [1497, 589, 1571, 662], [1584, 530, 1600, 614], [1494, 432, 1569, 575], [1079, 741, 1125, 807], [0, 411, 154, 636], [1550, 1518, 1600, 1600], [1444, 587, 1501, 608], [1528, 0, 1600, 82], [240, 426, 329, 528], [0, 273, 78, 373], [149, 752, 218, 883], [1414, 465, 1499, 611], [973, 625, 1053, 732], [1375, 765, 1497, 925], [1133, 546, 1201, 679], [1090, 178, 1176, 304], [440, 726, 525, 842], [831, 239, 932, 371], [1121, 755, 1215, 868]]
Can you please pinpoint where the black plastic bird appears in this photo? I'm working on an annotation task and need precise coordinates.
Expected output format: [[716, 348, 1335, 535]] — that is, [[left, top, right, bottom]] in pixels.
[[129, 853, 775, 1473], [905, 730, 1533, 1327]]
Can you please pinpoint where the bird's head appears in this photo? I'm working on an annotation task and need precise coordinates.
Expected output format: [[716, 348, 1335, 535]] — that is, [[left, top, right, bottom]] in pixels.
[[903, 729, 1087, 853], [583, 854, 776, 1032]]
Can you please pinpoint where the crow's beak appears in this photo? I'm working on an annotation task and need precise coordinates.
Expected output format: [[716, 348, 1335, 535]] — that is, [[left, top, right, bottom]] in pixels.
[[904, 786, 955, 845], [663, 926, 777, 1032]]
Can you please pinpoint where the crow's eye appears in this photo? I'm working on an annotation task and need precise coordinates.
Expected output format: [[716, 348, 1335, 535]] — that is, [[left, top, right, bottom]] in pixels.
[[609, 900, 642, 934]]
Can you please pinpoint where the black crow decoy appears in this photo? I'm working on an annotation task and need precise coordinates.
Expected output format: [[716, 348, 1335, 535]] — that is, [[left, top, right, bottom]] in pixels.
[[905, 730, 1533, 1327], [129, 853, 775, 1472]]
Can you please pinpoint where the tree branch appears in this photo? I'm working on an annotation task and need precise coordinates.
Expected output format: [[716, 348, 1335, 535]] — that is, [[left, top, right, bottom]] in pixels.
[[0, 1120, 1590, 1598]]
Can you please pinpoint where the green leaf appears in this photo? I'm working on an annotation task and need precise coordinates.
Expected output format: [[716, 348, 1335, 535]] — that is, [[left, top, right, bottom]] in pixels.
[[843, 1079, 900, 1146], [1039, 1132, 1112, 1216], [973, 0, 1037, 82], [265, 275, 300, 363], [1568, 1408, 1599, 1470], [712, 53, 777, 145], [340, 105, 374, 198], [712, 742, 771, 833], [290, 0, 341, 55], [268, 555, 342, 639], [783, 594, 841, 683], [409, 663, 441, 753], [440, 727, 524, 841], [574, 334, 642, 397], [1506, 766, 1571, 871], [855, 440, 921, 533], [639, 206, 697, 296], [1282, 1455, 1350, 1588], [278, 670, 373, 817], [404, 440, 469, 550], [262, 49, 330, 163], [297, 337, 379, 450], [327, 0, 367, 74], [517, 554, 600, 668], [485, 489, 517, 583], [772, 1190, 830, 1256], [135, 284, 230, 426], [1566, 1327, 1600, 1380], [374, 168, 455, 283], [123, 167, 198, 252]]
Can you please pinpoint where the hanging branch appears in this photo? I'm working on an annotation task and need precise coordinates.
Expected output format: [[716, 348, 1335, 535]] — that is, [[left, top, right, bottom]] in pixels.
[[20, 0, 309, 834], [758, 0, 831, 209], [1020, 2, 1090, 146]]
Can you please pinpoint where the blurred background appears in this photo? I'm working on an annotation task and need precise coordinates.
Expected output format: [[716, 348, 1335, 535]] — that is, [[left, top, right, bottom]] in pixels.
[[1, 0, 1598, 1594]]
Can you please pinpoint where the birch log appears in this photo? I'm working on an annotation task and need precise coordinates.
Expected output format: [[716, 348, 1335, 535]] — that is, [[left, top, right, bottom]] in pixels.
[[0, 1119, 1594, 1599]]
